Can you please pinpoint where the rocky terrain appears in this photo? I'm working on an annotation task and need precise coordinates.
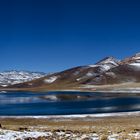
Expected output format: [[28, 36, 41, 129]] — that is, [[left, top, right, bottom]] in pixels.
[[0, 112, 139, 140], [0, 128, 139, 140]]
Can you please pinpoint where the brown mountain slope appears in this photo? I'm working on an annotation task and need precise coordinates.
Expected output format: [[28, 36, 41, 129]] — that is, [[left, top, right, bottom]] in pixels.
[[3, 53, 140, 91]]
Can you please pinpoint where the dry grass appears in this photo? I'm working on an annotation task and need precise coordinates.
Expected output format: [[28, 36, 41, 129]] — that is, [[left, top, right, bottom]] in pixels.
[[100, 134, 108, 140], [0, 116, 140, 133], [0, 116, 139, 140]]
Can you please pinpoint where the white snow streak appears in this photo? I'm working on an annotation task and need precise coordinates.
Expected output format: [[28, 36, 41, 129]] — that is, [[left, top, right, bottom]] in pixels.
[[44, 76, 57, 83], [0, 129, 51, 140], [129, 63, 140, 67]]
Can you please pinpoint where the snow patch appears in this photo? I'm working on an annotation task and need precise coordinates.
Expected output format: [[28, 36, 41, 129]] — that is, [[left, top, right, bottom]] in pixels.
[[100, 65, 111, 71], [105, 72, 116, 78], [132, 56, 140, 60], [135, 60, 140, 63], [129, 63, 140, 67], [86, 72, 98, 77], [0, 129, 51, 140], [100, 59, 119, 67], [76, 72, 98, 81], [76, 78, 81, 81], [1, 85, 8, 87], [89, 59, 118, 72], [88, 65, 98, 68], [0, 71, 45, 86], [132, 53, 140, 60], [44, 76, 57, 83], [28, 83, 33, 86]]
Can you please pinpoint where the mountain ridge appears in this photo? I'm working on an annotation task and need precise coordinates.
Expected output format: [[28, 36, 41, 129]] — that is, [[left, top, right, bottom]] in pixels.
[[0, 70, 46, 87], [1, 53, 140, 91]]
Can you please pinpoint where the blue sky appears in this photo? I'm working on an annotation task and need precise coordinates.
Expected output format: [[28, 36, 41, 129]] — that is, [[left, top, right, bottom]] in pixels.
[[0, 0, 140, 72]]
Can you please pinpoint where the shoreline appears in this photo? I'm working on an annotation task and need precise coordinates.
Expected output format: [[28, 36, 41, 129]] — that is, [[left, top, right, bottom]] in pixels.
[[0, 111, 139, 119], [1, 88, 140, 93]]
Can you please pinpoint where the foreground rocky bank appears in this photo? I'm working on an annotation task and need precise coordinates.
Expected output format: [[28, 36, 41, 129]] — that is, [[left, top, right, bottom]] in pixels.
[[0, 128, 139, 140], [0, 112, 139, 140]]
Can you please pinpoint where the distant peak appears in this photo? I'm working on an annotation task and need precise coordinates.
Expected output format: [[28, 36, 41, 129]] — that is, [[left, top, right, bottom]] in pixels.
[[96, 56, 119, 65], [121, 52, 140, 64], [135, 52, 140, 57], [126, 53, 140, 59], [132, 53, 140, 60], [0, 70, 46, 75]]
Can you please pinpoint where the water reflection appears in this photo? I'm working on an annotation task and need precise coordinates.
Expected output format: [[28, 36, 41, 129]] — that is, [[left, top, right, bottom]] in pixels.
[[0, 91, 140, 115], [40, 92, 140, 101]]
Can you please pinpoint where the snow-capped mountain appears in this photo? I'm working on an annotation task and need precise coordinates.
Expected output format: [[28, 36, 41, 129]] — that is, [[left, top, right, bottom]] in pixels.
[[89, 56, 120, 72], [3, 53, 140, 91], [0, 70, 46, 87], [7, 56, 121, 89]]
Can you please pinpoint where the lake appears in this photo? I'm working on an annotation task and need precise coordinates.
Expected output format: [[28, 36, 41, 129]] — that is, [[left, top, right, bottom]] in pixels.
[[0, 91, 140, 116]]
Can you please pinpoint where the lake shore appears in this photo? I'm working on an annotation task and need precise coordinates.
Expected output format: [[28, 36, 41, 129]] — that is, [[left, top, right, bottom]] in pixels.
[[0, 112, 140, 139], [0, 89, 139, 139]]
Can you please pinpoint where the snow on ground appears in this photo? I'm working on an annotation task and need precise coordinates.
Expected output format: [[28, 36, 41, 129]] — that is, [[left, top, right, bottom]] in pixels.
[[133, 56, 140, 60], [88, 57, 120, 75], [129, 63, 140, 67], [0, 85, 7, 87], [76, 78, 81, 81], [88, 61, 118, 72], [76, 72, 98, 81], [44, 76, 58, 83], [88, 64, 112, 71], [99, 58, 119, 67], [100, 64, 111, 71], [88, 65, 98, 68], [0, 129, 139, 140], [104, 60, 119, 66], [86, 72, 98, 77], [0, 129, 51, 140], [135, 60, 140, 63], [132, 53, 140, 60], [0, 71, 45, 86]]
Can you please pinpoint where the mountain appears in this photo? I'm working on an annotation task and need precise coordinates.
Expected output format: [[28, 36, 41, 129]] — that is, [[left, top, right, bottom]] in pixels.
[[2, 53, 140, 91], [6, 56, 120, 90], [104, 53, 140, 84], [0, 70, 46, 87]]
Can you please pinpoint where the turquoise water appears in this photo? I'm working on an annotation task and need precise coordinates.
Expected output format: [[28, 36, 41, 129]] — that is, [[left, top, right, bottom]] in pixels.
[[0, 91, 140, 116]]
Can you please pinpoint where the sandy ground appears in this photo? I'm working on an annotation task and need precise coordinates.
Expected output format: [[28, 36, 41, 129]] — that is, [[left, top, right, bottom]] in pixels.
[[0, 112, 140, 139]]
